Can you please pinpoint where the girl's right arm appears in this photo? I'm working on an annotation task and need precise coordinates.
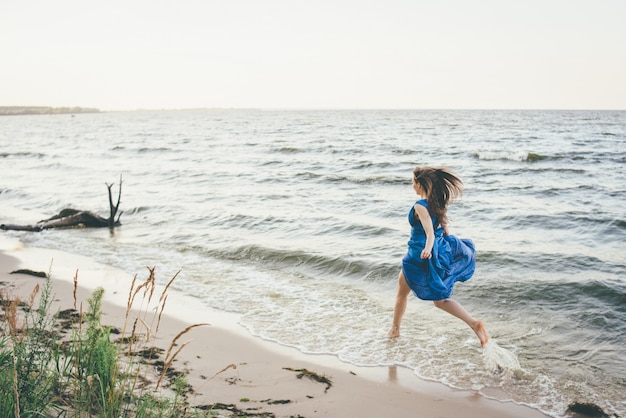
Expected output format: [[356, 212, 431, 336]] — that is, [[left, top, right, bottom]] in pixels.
[[414, 204, 434, 259]]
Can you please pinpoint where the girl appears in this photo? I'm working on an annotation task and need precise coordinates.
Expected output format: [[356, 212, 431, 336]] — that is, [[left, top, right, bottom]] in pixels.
[[388, 166, 489, 347]]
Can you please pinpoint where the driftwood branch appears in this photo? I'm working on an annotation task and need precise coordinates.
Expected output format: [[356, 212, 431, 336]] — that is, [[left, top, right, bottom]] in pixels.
[[106, 174, 123, 228], [1, 177, 124, 232]]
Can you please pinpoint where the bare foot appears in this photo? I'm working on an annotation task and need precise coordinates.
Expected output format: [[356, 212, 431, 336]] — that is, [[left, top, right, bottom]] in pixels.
[[387, 326, 400, 338], [471, 321, 489, 348]]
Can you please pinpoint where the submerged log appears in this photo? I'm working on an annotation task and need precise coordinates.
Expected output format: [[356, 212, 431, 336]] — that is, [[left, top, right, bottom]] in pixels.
[[1, 177, 123, 232], [1, 209, 114, 231]]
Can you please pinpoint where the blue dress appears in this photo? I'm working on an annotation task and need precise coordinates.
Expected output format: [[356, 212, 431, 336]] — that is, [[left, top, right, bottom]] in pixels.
[[402, 199, 476, 301]]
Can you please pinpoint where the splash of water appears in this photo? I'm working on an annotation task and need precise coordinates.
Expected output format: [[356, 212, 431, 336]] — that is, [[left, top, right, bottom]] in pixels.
[[482, 340, 521, 374]]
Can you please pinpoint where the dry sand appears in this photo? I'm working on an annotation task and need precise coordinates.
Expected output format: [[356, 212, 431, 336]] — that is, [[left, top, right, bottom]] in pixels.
[[0, 239, 547, 418]]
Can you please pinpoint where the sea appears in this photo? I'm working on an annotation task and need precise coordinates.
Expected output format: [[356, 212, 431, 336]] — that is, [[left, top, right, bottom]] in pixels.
[[1, 109, 624, 417]]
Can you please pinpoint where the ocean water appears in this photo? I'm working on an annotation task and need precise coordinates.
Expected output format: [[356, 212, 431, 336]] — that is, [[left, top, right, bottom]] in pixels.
[[1, 109, 624, 417]]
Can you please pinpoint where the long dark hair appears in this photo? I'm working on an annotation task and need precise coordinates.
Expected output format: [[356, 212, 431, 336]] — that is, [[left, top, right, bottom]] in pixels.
[[412, 166, 463, 227]]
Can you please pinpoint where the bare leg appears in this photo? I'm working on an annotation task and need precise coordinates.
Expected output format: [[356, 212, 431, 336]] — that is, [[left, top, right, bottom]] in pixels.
[[388, 271, 411, 338], [433, 299, 490, 347]]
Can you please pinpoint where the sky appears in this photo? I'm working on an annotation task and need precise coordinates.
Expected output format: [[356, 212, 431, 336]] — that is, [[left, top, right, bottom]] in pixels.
[[1, 0, 625, 110]]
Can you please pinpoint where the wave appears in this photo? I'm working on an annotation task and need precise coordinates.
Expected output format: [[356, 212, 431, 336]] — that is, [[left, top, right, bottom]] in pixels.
[[200, 238, 624, 289], [273, 146, 302, 154], [477, 250, 623, 275], [474, 149, 626, 165], [471, 151, 550, 162], [501, 273, 626, 302], [292, 171, 407, 186], [475, 208, 626, 238], [203, 243, 392, 280], [137, 147, 174, 153], [126, 206, 152, 215], [512, 279, 626, 336], [610, 219, 626, 229], [329, 175, 407, 185], [0, 151, 46, 159], [350, 161, 396, 170]]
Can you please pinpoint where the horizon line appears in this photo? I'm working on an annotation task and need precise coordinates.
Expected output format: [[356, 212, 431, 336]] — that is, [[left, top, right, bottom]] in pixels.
[[2, 105, 625, 113]]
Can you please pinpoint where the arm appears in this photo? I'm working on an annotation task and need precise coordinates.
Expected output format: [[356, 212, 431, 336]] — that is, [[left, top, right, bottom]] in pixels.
[[442, 223, 450, 236], [414, 204, 434, 259]]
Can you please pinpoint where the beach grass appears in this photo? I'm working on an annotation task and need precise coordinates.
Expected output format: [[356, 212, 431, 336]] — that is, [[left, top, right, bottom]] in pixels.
[[0, 267, 213, 418]]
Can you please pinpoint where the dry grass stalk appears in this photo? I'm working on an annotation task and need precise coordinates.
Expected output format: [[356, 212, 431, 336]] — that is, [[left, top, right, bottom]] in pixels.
[[73, 270, 79, 311], [154, 323, 209, 390], [159, 271, 180, 302], [207, 364, 237, 381], [155, 340, 191, 390], [161, 324, 209, 368], [129, 280, 149, 312], [136, 317, 151, 342], [125, 274, 138, 319], [156, 295, 167, 334], [73, 269, 78, 310], [126, 268, 179, 338], [128, 318, 139, 353], [145, 267, 156, 304], [1, 285, 40, 337], [120, 273, 139, 345], [27, 284, 40, 307], [6, 297, 21, 336], [130, 267, 160, 312], [144, 270, 179, 335]]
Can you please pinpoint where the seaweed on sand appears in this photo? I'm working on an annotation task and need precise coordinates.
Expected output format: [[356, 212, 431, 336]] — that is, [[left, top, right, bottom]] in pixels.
[[283, 367, 333, 392]]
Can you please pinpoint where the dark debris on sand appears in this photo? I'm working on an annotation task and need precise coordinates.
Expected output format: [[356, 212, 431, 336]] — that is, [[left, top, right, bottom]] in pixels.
[[567, 401, 622, 418], [283, 367, 333, 393]]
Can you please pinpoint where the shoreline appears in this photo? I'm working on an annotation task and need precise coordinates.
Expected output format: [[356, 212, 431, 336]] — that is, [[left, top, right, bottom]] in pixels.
[[0, 237, 547, 417]]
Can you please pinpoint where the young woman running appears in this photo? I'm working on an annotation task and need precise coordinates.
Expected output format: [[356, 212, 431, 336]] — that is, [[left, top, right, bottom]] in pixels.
[[388, 166, 489, 347]]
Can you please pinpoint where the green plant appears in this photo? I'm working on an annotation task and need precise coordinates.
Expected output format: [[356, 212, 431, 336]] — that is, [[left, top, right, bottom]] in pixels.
[[0, 271, 65, 417], [0, 337, 16, 417], [0, 266, 211, 417]]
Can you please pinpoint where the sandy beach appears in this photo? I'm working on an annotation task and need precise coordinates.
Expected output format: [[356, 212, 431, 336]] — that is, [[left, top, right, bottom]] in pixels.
[[0, 238, 547, 418]]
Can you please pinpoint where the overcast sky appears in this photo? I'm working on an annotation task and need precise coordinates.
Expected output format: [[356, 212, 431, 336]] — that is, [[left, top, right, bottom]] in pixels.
[[1, 0, 625, 110]]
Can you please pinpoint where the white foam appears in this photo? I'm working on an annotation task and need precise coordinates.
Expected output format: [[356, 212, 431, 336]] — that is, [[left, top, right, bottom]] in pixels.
[[482, 340, 521, 374]]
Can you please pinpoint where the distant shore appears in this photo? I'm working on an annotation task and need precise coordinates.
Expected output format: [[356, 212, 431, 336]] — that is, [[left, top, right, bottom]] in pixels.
[[0, 106, 101, 116]]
